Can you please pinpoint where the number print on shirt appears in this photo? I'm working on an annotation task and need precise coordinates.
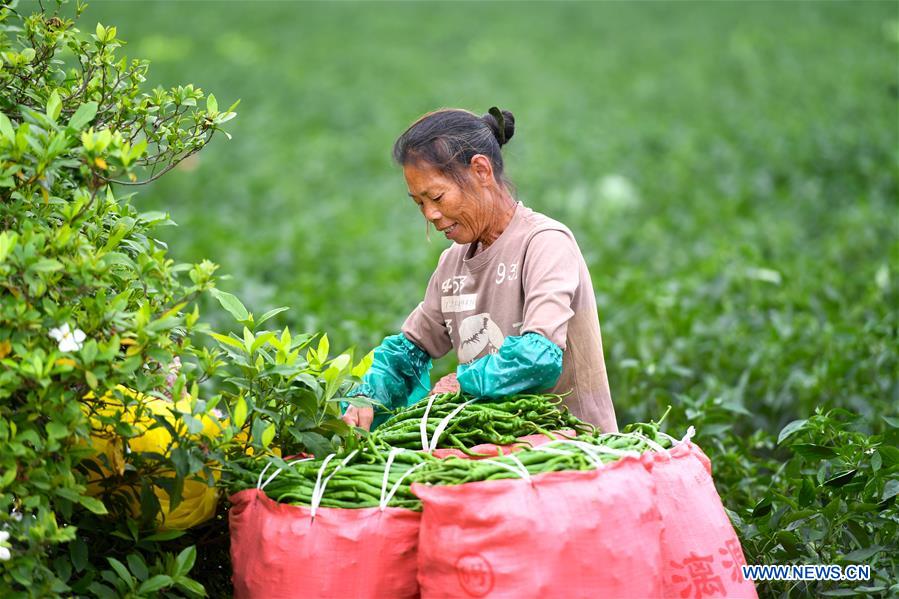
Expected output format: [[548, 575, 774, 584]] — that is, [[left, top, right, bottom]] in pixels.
[[445, 319, 454, 337], [441, 275, 468, 294], [495, 262, 518, 285]]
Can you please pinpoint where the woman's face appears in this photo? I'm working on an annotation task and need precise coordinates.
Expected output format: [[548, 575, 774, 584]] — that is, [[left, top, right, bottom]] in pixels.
[[403, 161, 489, 245]]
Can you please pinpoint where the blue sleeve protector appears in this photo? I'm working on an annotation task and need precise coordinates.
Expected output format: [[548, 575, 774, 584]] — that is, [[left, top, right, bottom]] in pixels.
[[456, 332, 563, 399], [346, 333, 432, 426]]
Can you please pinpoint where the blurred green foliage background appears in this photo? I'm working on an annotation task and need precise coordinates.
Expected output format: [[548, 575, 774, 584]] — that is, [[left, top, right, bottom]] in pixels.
[[81, 0, 896, 422], [57, 1, 898, 593]]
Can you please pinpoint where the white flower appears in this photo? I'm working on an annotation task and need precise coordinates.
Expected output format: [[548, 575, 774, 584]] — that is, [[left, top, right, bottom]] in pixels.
[[211, 408, 225, 420], [0, 530, 10, 561], [48, 323, 86, 353]]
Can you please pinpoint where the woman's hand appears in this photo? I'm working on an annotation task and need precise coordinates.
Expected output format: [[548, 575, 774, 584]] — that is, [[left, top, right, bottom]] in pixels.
[[431, 372, 460, 395], [342, 404, 375, 431]]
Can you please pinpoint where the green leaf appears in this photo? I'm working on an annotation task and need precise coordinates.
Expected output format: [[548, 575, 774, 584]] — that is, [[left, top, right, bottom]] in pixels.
[[87, 582, 117, 599], [173, 545, 197, 578], [0, 112, 14, 143], [55, 486, 82, 502], [842, 545, 883, 562], [879, 445, 899, 466], [823, 498, 842, 519], [883, 479, 899, 502], [138, 575, 173, 594], [206, 93, 218, 114], [256, 306, 289, 327], [85, 370, 99, 389], [30, 258, 63, 273], [261, 422, 276, 447], [0, 468, 15, 490], [207, 331, 244, 350], [751, 496, 772, 518], [781, 508, 816, 528], [210, 288, 249, 322], [317, 333, 330, 361], [176, 578, 206, 596], [126, 553, 149, 581], [351, 350, 374, 377], [233, 395, 248, 429], [68, 101, 98, 131], [46, 91, 62, 121], [243, 327, 255, 354], [70, 537, 88, 572], [144, 530, 185, 542], [823, 469, 857, 487], [300, 431, 334, 457], [777, 419, 807, 444], [341, 395, 376, 409], [798, 478, 816, 507], [329, 353, 351, 373], [46, 421, 68, 440], [0, 231, 17, 264], [251, 332, 276, 354], [129, 139, 148, 162], [791, 444, 838, 459], [882, 415, 899, 429], [81, 339, 98, 364], [774, 530, 801, 558], [107, 557, 135, 589], [78, 495, 108, 515]]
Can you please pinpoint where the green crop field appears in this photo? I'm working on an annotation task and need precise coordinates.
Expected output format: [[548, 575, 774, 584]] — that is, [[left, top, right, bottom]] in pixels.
[[9, 0, 899, 596]]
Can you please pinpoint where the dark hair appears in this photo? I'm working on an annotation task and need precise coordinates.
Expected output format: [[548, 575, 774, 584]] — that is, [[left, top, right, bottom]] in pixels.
[[392, 107, 516, 190]]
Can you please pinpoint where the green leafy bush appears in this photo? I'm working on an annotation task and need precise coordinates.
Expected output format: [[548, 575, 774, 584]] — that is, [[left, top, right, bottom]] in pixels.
[[0, 2, 376, 594], [0, 1, 234, 595], [202, 288, 373, 460]]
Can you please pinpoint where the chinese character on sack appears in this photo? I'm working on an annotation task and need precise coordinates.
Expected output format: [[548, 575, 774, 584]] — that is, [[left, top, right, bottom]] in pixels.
[[670, 553, 726, 599], [718, 539, 747, 583]]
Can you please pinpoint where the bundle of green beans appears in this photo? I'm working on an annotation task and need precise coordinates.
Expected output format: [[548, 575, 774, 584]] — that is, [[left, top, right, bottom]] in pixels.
[[372, 390, 595, 453], [409, 427, 675, 487], [228, 449, 435, 510]]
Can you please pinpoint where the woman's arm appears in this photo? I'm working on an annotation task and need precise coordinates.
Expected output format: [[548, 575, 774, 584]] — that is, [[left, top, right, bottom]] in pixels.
[[457, 230, 580, 398], [347, 333, 432, 410]]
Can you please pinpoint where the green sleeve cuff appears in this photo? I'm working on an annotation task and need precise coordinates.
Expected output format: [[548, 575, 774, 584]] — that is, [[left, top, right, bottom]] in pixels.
[[456, 332, 562, 399], [347, 333, 432, 413]]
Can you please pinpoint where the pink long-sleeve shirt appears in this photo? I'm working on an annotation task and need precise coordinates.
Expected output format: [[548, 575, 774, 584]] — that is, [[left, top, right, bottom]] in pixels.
[[402, 203, 617, 432]]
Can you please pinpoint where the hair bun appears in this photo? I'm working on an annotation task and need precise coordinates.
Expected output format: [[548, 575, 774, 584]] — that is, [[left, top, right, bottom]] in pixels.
[[483, 107, 515, 146]]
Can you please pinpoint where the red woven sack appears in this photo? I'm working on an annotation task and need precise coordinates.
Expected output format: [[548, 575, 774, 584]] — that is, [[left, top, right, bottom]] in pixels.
[[229, 489, 421, 598], [644, 437, 758, 599], [412, 453, 663, 598]]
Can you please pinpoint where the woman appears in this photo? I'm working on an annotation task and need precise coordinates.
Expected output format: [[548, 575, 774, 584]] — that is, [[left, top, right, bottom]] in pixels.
[[343, 107, 617, 433]]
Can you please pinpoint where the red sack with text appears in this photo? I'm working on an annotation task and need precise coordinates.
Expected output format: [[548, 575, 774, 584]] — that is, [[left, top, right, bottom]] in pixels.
[[644, 434, 758, 599], [229, 489, 420, 599], [412, 454, 663, 598]]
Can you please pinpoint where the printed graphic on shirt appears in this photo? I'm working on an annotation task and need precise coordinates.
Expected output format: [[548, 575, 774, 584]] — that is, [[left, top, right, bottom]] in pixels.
[[441, 275, 468, 294], [442, 294, 477, 313], [457, 313, 505, 364]]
